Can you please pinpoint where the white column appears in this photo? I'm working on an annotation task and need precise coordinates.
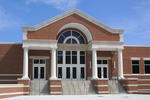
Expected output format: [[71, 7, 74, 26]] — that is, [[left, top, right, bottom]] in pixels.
[[50, 49, 57, 79], [22, 48, 29, 80], [118, 49, 124, 79], [92, 50, 98, 79]]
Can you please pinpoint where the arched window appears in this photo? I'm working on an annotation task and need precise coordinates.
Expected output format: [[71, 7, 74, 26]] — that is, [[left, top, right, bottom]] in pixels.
[[58, 30, 85, 44]]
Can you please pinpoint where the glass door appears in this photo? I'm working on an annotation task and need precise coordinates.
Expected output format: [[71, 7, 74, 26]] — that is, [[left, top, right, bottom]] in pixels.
[[33, 59, 46, 80]]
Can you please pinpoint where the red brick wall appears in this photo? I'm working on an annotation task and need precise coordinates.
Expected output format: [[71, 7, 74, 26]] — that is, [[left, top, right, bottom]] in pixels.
[[27, 14, 120, 41], [123, 46, 150, 74], [0, 44, 23, 84]]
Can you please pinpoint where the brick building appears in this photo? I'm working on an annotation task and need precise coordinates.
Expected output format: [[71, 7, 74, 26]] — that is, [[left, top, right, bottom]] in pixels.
[[0, 9, 150, 98]]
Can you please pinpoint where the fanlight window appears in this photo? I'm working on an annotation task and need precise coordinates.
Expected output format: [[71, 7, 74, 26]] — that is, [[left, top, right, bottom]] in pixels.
[[58, 30, 85, 44]]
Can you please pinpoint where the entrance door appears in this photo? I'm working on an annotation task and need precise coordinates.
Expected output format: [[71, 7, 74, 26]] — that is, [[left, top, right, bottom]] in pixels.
[[33, 59, 46, 80], [97, 60, 108, 79], [57, 51, 86, 80]]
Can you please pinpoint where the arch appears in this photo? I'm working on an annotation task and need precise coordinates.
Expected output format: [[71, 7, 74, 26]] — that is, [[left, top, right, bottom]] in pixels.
[[57, 23, 93, 42]]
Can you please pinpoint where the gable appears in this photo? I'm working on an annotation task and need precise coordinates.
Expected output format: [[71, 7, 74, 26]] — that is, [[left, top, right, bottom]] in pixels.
[[23, 9, 123, 42]]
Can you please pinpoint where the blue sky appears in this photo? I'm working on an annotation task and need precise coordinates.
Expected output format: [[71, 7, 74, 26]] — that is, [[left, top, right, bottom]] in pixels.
[[0, 0, 150, 45]]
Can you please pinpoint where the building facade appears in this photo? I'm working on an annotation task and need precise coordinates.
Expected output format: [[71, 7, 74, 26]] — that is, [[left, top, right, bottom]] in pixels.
[[0, 9, 150, 98]]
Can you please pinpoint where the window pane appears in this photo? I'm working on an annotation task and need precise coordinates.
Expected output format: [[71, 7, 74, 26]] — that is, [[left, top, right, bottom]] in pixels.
[[72, 31, 80, 38], [34, 59, 39, 64], [80, 56, 85, 64], [103, 68, 107, 78], [58, 67, 62, 78], [103, 60, 107, 64], [58, 51, 63, 56], [81, 67, 85, 79], [132, 65, 139, 74], [78, 36, 85, 44], [145, 65, 150, 74], [73, 67, 77, 79], [66, 67, 70, 79], [40, 59, 45, 64], [97, 60, 101, 64], [145, 61, 150, 64], [72, 56, 77, 64], [40, 67, 44, 79], [58, 56, 63, 64], [80, 51, 85, 55], [66, 56, 71, 64], [98, 67, 101, 78], [72, 38, 77, 44], [66, 39, 71, 44], [66, 51, 70, 55], [72, 51, 77, 55], [58, 35, 65, 44], [132, 60, 139, 64], [63, 31, 71, 37], [34, 67, 38, 79]]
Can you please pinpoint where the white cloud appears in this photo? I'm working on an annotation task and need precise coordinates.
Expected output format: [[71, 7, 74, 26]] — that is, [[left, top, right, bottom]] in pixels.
[[26, 0, 79, 11], [0, 7, 23, 31]]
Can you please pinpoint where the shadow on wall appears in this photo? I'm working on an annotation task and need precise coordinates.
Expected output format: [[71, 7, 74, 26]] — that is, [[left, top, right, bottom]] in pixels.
[[0, 44, 23, 84]]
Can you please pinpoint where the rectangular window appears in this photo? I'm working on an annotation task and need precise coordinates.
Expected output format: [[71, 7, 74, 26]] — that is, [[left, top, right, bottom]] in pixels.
[[73, 67, 77, 79], [103, 67, 107, 78], [72, 51, 77, 64], [66, 67, 70, 79], [98, 67, 101, 78], [132, 60, 140, 74], [34, 59, 39, 64], [58, 51, 63, 64], [40, 67, 45, 79], [144, 60, 150, 74], [80, 51, 85, 64], [81, 67, 85, 79], [66, 51, 71, 64], [34, 67, 38, 79], [58, 67, 62, 78], [40, 59, 46, 64]]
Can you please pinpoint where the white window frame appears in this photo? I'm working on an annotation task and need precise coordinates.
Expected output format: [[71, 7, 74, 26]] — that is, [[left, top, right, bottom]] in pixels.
[[144, 60, 150, 74], [97, 59, 108, 79], [57, 50, 86, 80], [33, 58, 46, 80], [131, 60, 140, 74]]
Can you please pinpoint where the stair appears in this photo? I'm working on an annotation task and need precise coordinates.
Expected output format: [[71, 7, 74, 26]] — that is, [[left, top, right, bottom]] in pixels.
[[62, 80, 96, 95], [30, 80, 49, 95], [108, 80, 126, 94]]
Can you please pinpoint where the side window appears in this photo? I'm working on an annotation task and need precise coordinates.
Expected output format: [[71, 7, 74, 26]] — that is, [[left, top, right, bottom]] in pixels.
[[132, 60, 140, 74], [144, 60, 150, 74]]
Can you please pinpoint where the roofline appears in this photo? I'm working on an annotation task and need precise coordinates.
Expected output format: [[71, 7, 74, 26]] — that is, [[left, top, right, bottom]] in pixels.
[[0, 42, 22, 44], [125, 45, 150, 47], [22, 9, 124, 34]]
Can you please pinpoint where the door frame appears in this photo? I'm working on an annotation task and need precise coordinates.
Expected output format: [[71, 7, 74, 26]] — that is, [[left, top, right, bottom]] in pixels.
[[32, 58, 46, 80]]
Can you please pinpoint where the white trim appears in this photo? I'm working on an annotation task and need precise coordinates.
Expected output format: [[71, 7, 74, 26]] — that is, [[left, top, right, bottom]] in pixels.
[[123, 84, 138, 86], [50, 85, 61, 87], [95, 85, 108, 87], [0, 92, 29, 96], [50, 92, 62, 94], [124, 74, 150, 76], [88, 41, 124, 51], [0, 84, 29, 88], [22, 9, 123, 40], [0, 80, 17, 82], [23, 40, 57, 50], [131, 57, 141, 60], [29, 56, 50, 59], [138, 79, 150, 81], [0, 74, 22, 76], [128, 91, 138, 93], [58, 23, 92, 42], [143, 58, 150, 60], [97, 91, 109, 93], [138, 84, 150, 86]]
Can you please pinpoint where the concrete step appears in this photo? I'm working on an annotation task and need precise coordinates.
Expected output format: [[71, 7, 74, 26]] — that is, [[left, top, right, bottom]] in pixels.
[[62, 80, 96, 95], [30, 80, 49, 95]]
